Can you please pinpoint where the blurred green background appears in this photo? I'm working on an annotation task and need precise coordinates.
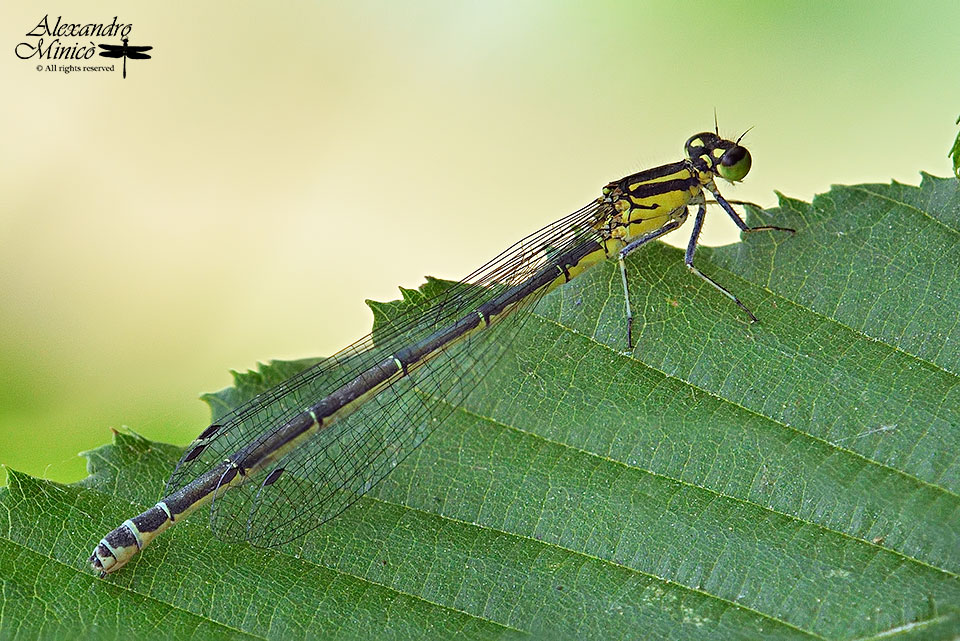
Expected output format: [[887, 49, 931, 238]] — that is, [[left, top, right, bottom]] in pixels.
[[1, 1, 958, 484]]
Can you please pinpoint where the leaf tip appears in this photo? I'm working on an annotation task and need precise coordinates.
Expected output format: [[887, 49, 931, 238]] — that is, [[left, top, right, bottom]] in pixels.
[[2, 466, 31, 494]]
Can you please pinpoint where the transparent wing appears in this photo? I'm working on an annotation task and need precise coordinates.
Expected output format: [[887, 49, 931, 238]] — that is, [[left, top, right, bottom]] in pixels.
[[212, 294, 525, 547], [165, 198, 609, 548]]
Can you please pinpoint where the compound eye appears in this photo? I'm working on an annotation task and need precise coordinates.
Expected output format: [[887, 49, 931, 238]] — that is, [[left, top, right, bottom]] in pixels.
[[717, 145, 751, 182]]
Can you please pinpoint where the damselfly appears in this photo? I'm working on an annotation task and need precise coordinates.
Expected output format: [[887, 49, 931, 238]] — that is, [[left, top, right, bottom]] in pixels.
[[90, 129, 793, 576]]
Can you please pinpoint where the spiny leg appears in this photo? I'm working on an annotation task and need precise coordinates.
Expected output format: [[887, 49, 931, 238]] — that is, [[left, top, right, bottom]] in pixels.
[[706, 198, 761, 209], [706, 188, 796, 235], [685, 189, 794, 321], [618, 218, 683, 348], [684, 201, 759, 322]]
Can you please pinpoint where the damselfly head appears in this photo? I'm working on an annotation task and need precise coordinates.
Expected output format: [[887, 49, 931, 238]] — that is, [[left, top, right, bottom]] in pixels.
[[685, 132, 752, 183]]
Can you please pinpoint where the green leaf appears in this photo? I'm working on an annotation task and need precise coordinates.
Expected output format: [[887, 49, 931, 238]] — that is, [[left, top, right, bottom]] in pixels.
[[950, 115, 960, 179], [2, 174, 959, 640]]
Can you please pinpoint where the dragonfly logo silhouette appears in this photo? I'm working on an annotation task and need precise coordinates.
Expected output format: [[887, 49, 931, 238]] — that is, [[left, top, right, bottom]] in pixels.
[[97, 37, 152, 78]]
